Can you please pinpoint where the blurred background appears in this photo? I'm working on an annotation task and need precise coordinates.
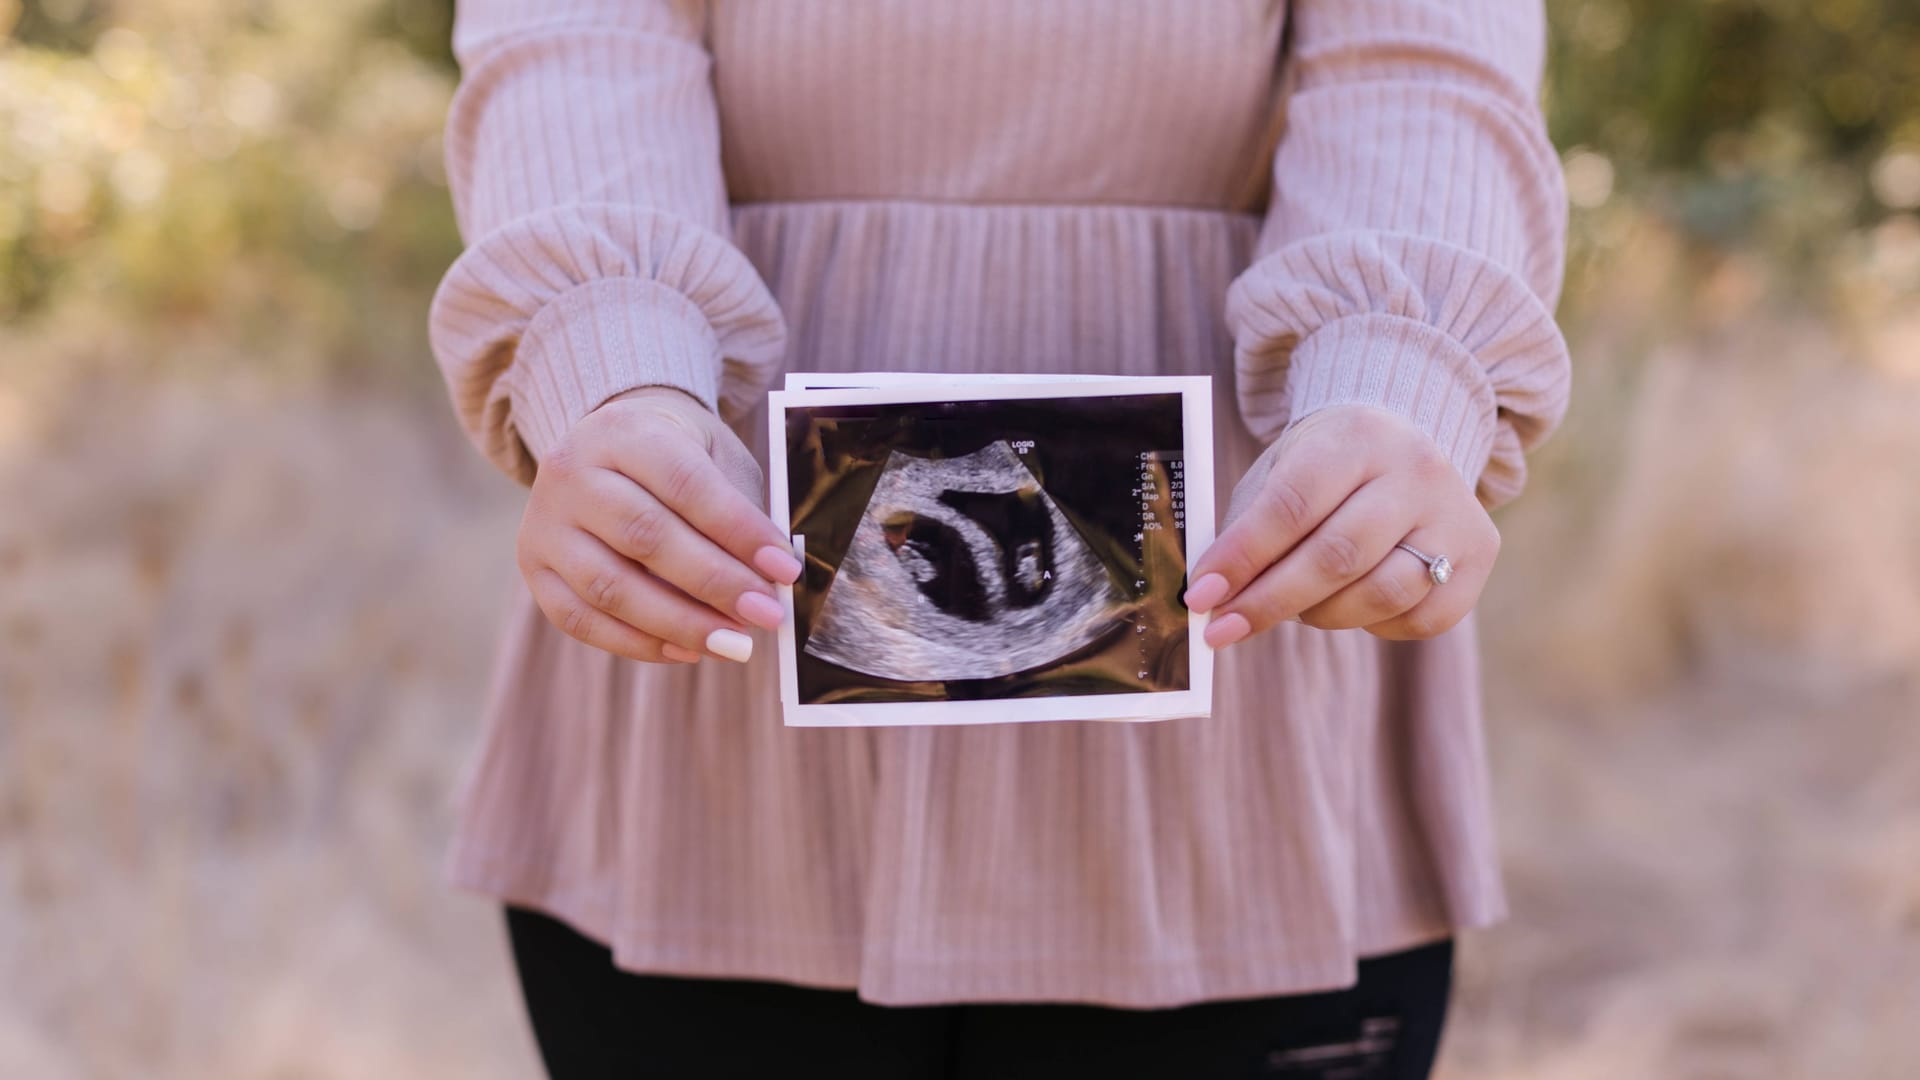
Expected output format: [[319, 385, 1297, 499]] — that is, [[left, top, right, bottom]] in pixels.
[[1, 0, 1917, 1076]]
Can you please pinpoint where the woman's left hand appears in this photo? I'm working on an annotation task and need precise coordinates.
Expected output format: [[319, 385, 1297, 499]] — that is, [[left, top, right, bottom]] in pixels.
[[1184, 405, 1500, 646]]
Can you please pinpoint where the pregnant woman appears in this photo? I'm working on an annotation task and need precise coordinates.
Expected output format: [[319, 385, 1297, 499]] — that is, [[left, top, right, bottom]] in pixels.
[[428, 2, 1569, 1076]]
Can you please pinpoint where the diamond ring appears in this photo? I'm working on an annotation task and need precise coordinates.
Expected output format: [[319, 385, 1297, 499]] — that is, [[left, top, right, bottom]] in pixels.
[[1395, 542, 1453, 586]]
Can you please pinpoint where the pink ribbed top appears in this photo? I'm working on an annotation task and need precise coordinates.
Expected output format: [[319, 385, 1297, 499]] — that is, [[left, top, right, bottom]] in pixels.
[[429, 0, 1569, 1007]]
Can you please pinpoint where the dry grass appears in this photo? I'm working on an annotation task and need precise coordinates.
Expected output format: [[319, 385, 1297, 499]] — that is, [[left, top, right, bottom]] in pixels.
[[2, 265, 1918, 1076], [1442, 248, 1920, 1076], [0, 370, 537, 1078]]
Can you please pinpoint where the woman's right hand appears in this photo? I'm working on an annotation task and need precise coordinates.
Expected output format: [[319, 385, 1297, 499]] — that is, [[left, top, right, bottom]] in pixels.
[[516, 386, 803, 665]]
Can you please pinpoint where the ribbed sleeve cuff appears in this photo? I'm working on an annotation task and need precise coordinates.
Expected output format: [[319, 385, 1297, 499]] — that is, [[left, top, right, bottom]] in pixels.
[[499, 277, 723, 463], [1284, 313, 1501, 491]]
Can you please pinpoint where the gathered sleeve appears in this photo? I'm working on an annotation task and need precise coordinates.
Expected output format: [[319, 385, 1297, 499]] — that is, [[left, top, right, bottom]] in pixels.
[[1225, 0, 1570, 507], [428, 0, 786, 484]]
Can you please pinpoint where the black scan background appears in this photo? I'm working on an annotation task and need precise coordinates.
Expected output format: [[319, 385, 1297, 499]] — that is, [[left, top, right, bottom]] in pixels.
[[784, 393, 1191, 706]]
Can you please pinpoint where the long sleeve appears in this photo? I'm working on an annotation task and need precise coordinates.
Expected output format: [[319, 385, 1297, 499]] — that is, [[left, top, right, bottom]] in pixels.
[[1225, 0, 1570, 507], [428, 0, 786, 484]]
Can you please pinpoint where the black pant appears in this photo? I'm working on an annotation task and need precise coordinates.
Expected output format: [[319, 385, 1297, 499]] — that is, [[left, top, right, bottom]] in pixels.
[[506, 906, 1451, 1079]]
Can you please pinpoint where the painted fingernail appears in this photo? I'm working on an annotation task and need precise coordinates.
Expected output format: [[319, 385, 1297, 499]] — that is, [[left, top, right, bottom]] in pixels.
[[754, 545, 803, 585], [1204, 612, 1251, 649], [706, 628, 754, 663], [661, 643, 703, 663], [1184, 573, 1230, 612], [736, 590, 784, 630]]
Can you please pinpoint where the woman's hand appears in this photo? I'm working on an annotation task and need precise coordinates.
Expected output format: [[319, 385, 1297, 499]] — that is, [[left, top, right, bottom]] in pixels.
[[517, 386, 802, 664], [1185, 406, 1500, 646]]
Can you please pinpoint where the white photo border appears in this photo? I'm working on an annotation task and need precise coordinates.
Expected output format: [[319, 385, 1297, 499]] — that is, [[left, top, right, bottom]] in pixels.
[[766, 375, 1216, 728], [785, 371, 1116, 390]]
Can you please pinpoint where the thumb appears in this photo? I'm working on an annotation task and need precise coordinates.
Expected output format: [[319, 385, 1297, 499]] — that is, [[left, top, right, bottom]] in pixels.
[[709, 425, 770, 512], [1221, 437, 1281, 532], [621, 385, 769, 511]]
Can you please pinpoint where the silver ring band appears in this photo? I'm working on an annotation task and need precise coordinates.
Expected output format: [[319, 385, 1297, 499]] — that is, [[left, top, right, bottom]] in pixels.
[[1395, 542, 1454, 586]]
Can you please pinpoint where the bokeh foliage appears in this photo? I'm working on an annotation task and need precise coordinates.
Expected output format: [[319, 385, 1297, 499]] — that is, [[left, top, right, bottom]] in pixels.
[[1545, 0, 1920, 304], [1, 0, 460, 384], [1, 0, 1917, 379], [1549, 0, 1920, 177]]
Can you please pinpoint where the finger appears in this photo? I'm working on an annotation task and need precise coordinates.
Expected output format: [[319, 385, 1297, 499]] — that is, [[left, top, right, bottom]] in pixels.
[[575, 468, 786, 631], [1187, 438, 1370, 613], [1296, 544, 1433, 631], [1366, 530, 1497, 641], [525, 567, 685, 664], [1205, 478, 1416, 646], [546, 529, 758, 662], [603, 435, 799, 586]]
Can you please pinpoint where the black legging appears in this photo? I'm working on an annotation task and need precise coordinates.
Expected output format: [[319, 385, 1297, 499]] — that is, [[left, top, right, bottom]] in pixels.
[[506, 906, 1452, 1079]]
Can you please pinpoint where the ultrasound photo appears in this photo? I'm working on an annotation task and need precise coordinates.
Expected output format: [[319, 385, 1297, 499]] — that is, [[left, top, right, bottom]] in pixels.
[[768, 377, 1215, 726]]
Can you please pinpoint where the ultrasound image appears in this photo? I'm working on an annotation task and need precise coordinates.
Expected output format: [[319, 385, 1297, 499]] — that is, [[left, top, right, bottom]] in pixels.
[[784, 393, 1191, 705], [804, 442, 1123, 681]]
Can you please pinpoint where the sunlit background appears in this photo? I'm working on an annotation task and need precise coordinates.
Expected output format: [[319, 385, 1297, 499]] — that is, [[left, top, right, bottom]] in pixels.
[[2, 1, 1918, 1076]]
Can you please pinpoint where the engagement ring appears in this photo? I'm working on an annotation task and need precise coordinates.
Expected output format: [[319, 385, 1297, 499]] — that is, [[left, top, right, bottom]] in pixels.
[[1395, 542, 1453, 586]]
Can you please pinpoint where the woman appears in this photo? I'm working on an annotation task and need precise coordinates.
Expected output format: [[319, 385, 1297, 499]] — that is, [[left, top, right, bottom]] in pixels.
[[428, 1, 1569, 1076]]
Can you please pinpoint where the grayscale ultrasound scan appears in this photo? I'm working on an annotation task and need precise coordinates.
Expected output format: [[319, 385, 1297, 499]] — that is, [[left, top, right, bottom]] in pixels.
[[782, 392, 1194, 707]]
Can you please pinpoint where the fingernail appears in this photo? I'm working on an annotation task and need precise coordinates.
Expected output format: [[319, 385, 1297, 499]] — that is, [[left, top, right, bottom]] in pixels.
[[1184, 573, 1230, 612], [754, 545, 803, 585], [1204, 613, 1250, 649], [661, 643, 703, 663], [706, 628, 754, 663], [736, 590, 784, 629]]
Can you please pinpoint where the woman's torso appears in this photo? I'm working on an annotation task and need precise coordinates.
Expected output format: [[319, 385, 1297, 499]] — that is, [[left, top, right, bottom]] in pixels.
[[447, 0, 1504, 1009]]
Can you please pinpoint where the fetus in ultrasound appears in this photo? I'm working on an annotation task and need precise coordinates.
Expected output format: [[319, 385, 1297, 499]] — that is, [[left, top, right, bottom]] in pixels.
[[805, 442, 1123, 682]]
